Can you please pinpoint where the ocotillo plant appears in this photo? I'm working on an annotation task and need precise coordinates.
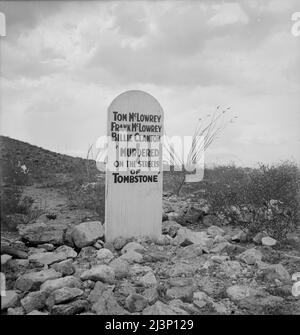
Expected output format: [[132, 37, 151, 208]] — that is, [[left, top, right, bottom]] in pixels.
[[163, 106, 237, 195]]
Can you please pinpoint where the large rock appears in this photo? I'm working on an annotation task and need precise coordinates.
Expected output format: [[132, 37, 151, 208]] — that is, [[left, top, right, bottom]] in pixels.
[[125, 294, 148, 312], [80, 265, 115, 284], [15, 269, 62, 292], [40, 276, 82, 293], [92, 290, 127, 315], [18, 223, 65, 246], [71, 221, 104, 249], [1, 290, 19, 310], [21, 291, 47, 313], [237, 248, 263, 265]]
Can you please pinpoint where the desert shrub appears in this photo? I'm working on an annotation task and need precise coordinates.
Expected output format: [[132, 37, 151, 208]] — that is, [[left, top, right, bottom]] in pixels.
[[0, 185, 36, 230], [201, 161, 299, 240], [224, 201, 295, 240]]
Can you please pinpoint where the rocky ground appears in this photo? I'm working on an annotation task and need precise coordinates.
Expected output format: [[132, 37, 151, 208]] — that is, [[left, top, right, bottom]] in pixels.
[[1, 188, 300, 315]]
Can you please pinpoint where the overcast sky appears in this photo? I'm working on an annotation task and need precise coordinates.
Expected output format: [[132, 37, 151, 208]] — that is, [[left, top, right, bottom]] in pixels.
[[0, 0, 299, 166]]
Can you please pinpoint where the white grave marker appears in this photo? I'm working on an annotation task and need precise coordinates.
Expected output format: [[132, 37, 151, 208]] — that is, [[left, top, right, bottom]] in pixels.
[[105, 90, 164, 242]]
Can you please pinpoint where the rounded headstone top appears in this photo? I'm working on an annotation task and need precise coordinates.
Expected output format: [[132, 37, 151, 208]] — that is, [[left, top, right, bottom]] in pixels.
[[108, 90, 164, 114]]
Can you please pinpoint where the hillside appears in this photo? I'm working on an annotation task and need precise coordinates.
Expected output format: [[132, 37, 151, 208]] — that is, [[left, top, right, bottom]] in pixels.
[[0, 135, 99, 185]]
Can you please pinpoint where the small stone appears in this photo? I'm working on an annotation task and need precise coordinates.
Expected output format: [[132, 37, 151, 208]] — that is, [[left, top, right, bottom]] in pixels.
[[1, 290, 19, 310], [162, 221, 182, 238], [139, 272, 157, 287], [40, 276, 82, 293], [51, 300, 89, 315], [231, 231, 248, 243], [261, 263, 290, 282], [77, 246, 97, 261], [121, 242, 145, 254], [103, 242, 115, 253], [119, 250, 143, 264], [166, 286, 194, 303], [1, 254, 12, 265], [125, 294, 148, 312], [55, 245, 77, 258], [80, 265, 115, 284], [29, 251, 68, 266], [88, 282, 113, 303], [109, 258, 129, 279], [51, 259, 75, 276], [21, 291, 47, 313], [237, 248, 263, 265], [211, 255, 229, 263], [210, 241, 230, 253], [143, 287, 159, 305], [96, 248, 114, 264], [252, 232, 265, 245], [220, 261, 243, 278], [262, 236, 277, 247], [27, 310, 49, 315], [15, 269, 62, 292], [18, 223, 65, 246], [142, 301, 186, 315], [154, 235, 171, 246], [37, 244, 55, 251], [226, 285, 263, 301], [28, 247, 46, 255], [50, 287, 83, 304], [129, 264, 152, 276], [92, 290, 127, 315], [113, 237, 128, 250], [7, 307, 25, 315], [93, 242, 102, 250], [207, 226, 225, 237]]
